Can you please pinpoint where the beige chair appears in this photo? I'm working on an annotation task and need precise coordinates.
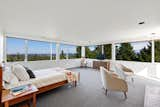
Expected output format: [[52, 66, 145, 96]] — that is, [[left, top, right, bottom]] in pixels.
[[114, 63, 134, 82], [100, 66, 128, 98], [80, 57, 87, 68]]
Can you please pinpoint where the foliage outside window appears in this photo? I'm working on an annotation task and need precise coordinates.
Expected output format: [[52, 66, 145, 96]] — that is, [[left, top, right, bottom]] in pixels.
[[75, 46, 81, 58], [116, 41, 151, 62], [155, 40, 160, 62], [28, 40, 50, 61], [60, 44, 81, 59], [85, 45, 102, 59], [60, 44, 67, 59], [7, 37, 25, 62], [104, 44, 112, 59]]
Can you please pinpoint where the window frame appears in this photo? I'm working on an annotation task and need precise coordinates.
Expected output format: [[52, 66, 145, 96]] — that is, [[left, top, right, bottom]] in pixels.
[[6, 37, 26, 62], [5, 36, 158, 63], [115, 40, 152, 62], [5, 37, 57, 62], [85, 45, 102, 59], [27, 40, 51, 61]]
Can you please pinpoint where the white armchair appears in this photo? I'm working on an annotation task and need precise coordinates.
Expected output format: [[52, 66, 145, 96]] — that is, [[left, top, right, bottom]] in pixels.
[[80, 57, 87, 68], [100, 66, 128, 98], [113, 63, 134, 82]]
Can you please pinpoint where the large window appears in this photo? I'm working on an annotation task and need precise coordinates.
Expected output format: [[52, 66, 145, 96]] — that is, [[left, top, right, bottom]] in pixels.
[[60, 44, 67, 59], [116, 41, 151, 62], [67, 45, 81, 59], [85, 45, 102, 59], [155, 40, 160, 62], [7, 37, 25, 62], [28, 40, 50, 61], [60, 44, 81, 59], [104, 44, 112, 59]]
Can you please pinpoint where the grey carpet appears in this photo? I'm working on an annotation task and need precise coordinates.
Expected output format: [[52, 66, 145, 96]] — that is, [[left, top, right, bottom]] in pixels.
[[36, 68, 160, 107]]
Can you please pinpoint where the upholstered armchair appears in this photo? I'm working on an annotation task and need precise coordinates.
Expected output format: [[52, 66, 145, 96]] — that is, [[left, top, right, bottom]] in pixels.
[[80, 57, 87, 68], [100, 67, 128, 98], [113, 63, 134, 82]]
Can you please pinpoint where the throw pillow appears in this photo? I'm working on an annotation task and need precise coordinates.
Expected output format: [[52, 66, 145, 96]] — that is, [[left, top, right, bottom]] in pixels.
[[12, 64, 30, 81]]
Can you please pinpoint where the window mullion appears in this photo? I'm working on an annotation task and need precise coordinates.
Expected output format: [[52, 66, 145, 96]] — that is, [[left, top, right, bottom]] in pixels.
[[24, 40, 28, 62], [112, 43, 115, 61]]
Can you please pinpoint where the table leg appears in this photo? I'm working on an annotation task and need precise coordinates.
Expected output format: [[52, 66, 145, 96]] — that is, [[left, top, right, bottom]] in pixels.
[[33, 94, 36, 107], [4, 101, 9, 107], [75, 81, 77, 87]]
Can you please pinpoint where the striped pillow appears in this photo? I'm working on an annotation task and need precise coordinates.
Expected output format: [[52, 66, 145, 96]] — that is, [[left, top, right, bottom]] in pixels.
[[12, 64, 30, 81]]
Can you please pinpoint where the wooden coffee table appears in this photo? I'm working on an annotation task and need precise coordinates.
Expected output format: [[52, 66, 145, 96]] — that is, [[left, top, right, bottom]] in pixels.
[[2, 85, 38, 107]]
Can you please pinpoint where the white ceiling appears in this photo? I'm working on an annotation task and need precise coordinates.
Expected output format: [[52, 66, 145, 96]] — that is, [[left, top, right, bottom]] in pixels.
[[0, 0, 160, 46]]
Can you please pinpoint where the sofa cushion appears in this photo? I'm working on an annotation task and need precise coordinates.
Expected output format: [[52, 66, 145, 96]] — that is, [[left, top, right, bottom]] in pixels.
[[12, 64, 30, 81], [24, 66, 36, 78]]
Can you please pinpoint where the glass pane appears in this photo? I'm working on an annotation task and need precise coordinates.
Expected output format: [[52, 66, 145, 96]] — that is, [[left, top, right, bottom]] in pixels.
[[28, 40, 50, 61], [116, 41, 151, 62], [68, 45, 81, 59], [6, 37, 25, 62], [60, 44, 81, 59], [85, 45, 102, 59], [52, 43, 56, 60], [60, 44, 67, 59], [155, 40, 160, 62], [104, 44, 112, 59]]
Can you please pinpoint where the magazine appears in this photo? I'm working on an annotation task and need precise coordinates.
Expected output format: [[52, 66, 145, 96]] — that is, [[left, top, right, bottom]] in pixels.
[[10, 84, 32, 96]]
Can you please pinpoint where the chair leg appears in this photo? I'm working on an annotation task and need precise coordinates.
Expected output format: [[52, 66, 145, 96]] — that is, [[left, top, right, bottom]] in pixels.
[[123, 92, 127, 99], [105, 89, 108, 95], [74, 81, 77, 87], [131, 78, 134, 83]]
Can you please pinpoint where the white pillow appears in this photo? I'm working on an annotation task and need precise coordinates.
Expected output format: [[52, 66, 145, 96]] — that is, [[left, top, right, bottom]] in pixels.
[[3, 71, 19, 84], [12, 64, 30, 81]]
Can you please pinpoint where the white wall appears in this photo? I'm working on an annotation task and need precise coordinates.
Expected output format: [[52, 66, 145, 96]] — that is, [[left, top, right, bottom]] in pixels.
[[5, 57, 160, 79], [114, 61, 160, 78], [82, 58, 160, 78]]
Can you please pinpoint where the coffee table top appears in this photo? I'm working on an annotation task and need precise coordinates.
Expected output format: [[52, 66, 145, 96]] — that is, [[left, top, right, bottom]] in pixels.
[[2, 84, 38, 103]]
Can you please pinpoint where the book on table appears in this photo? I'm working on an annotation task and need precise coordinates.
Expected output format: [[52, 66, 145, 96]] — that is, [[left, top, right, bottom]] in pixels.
[[10, 84, 32, 96]]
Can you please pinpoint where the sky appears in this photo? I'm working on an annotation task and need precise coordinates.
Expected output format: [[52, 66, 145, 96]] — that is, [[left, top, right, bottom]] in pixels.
[[7, 37, 150, 54], [7, 37, 77, 54], [88, 46, 96, 51]]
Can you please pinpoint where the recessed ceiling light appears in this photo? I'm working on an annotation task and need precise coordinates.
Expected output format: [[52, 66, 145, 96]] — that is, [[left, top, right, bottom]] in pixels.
[[138, 21, 145, 25]]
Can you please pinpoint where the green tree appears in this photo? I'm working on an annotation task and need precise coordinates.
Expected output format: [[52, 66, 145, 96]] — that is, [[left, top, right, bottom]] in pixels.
[[116, 43, 136, 61], [76, 46, 81, 58], [104, 44, 112, 59], [85, 46, 101, 59], [60, 50, 66, 59], [137, 42, 151, 62], [155, 41, 160, 62]]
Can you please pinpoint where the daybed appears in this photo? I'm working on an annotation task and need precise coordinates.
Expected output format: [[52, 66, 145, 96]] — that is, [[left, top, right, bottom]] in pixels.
[[3, 67, 78, 94]]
